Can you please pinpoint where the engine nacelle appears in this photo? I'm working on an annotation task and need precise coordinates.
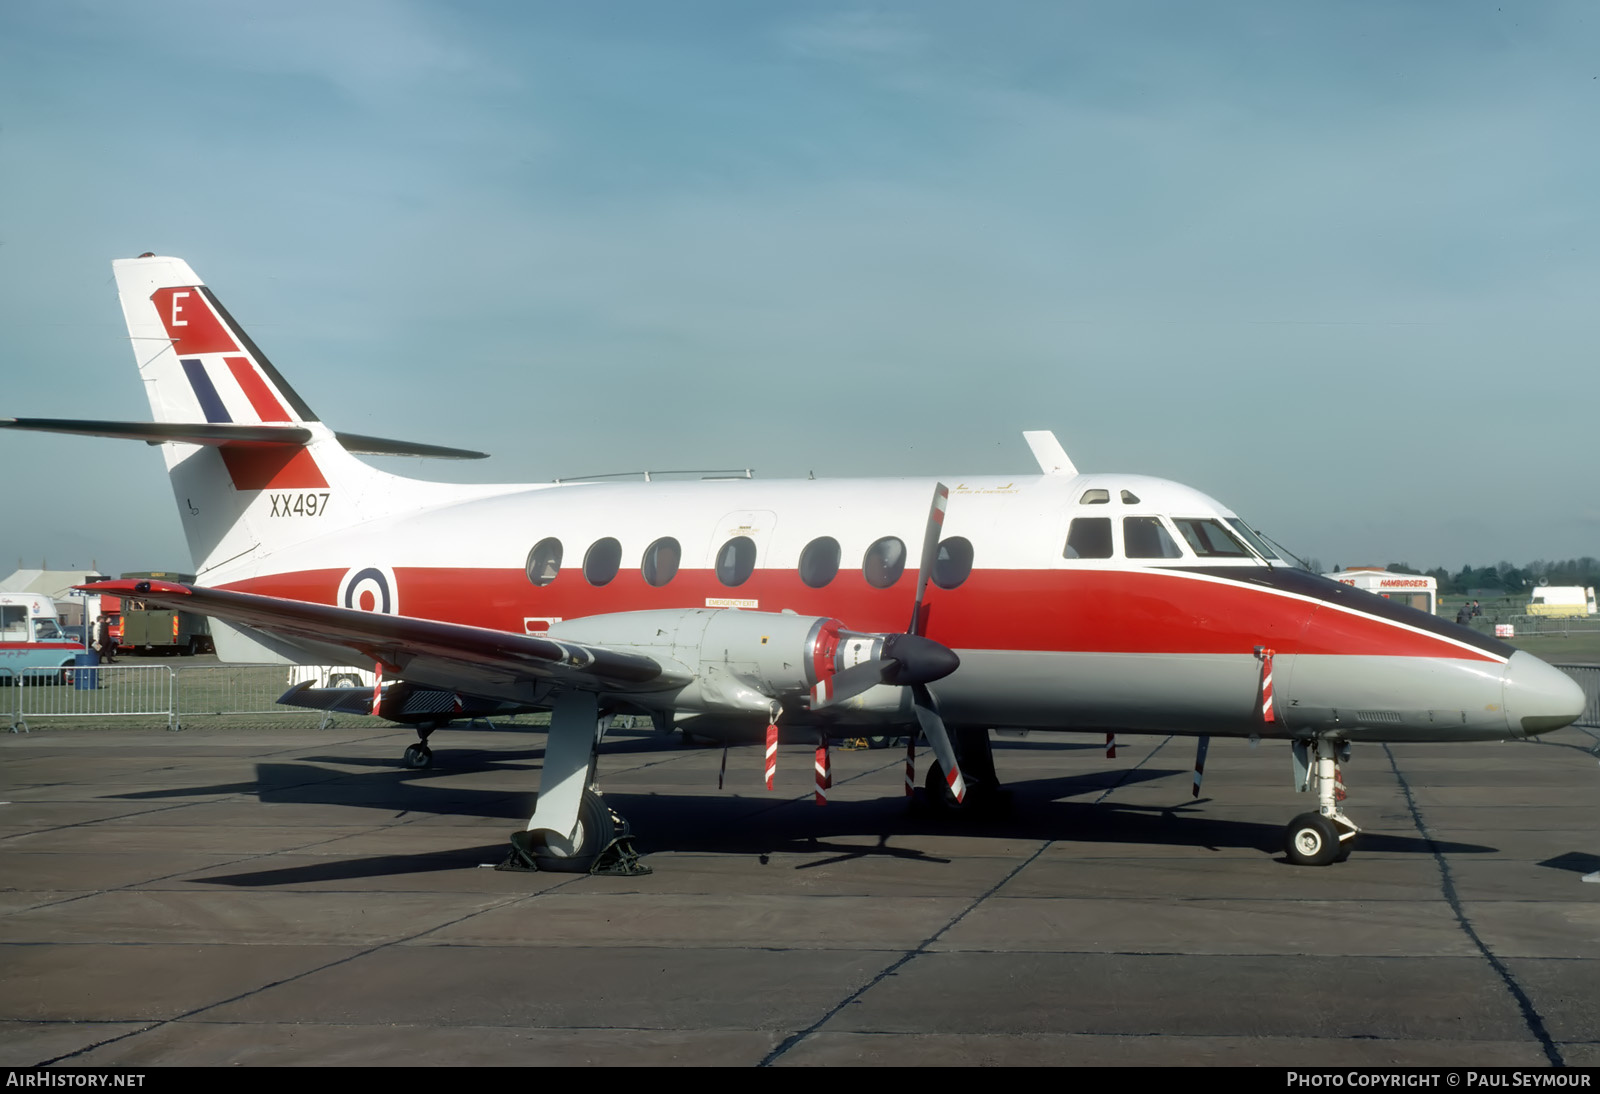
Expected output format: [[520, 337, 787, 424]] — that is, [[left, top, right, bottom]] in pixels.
[[548, 608, 890, 717]]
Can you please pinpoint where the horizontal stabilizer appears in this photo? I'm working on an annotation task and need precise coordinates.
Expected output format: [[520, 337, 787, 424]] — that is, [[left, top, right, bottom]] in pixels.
[[2, 418, 311, 446], [333, 432, 488, 460], [2, 418, 487, 459]]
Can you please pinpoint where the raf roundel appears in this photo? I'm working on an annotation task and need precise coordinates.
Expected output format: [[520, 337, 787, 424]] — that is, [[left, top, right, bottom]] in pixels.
[[339, 566, 398, 616]]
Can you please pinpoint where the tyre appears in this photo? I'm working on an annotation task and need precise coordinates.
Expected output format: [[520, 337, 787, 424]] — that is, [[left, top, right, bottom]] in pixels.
[[1284, 812, 1342, 866], [402, 743, 432, 769], [529, 790, 621, 873]]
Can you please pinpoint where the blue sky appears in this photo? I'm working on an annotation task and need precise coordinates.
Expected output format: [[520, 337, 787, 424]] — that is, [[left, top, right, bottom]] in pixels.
[[2, 1, 1596, 575]]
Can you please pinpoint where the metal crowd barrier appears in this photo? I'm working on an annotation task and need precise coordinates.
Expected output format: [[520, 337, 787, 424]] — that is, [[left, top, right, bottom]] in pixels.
[[6, 664, 177, 733], [1554, 664, 1600, 729], [3, 663, 373, 733]]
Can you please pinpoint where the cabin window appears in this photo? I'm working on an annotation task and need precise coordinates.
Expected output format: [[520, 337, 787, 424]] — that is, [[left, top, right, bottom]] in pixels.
[[583, 538, 623, 586], [641, 537, 681, 587], [1063, 517, 1112, 559], [716, 536, 758, 587], [32, 618, 64, 641], [932, 537, 975, 589], [863, 536, 907, 588], [1, 605, 27, 641], [1079, 488, 1110, 505], [1173, 518, 1251, 558], [526, 538, 563, 586], [799, 537, 841, 588], [1123, 516, 1183, 559]]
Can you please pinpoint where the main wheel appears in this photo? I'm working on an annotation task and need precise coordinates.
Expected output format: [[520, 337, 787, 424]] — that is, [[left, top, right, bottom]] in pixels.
[[402, 743, 432, 769], [526, 790, 621, 873], [1284, 812, 1342, 866]]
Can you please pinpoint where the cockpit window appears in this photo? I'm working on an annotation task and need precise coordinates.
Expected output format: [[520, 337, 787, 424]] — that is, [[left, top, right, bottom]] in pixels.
[[1120, 490, 1140, 504], [1225, 518, 1280, 561], [1173, 518, 1251, 558], [1063, 517, 1113, 559], [1079, 489, 1110, 505], [1123, 517, 1183, 559]]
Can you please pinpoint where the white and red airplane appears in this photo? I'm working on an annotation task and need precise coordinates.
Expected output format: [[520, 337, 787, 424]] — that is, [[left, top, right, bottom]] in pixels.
[[4, 254, 1585, 874]]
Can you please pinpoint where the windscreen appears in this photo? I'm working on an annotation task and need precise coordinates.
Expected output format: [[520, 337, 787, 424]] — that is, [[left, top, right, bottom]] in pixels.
[[1226, 518, 1280, 561]]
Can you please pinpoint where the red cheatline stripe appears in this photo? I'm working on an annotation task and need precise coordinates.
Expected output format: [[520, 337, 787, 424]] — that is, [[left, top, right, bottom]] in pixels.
[[225, 356, 292, 422]]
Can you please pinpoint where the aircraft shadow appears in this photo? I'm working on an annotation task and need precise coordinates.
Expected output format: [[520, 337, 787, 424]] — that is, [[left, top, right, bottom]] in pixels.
[[168, 756, 1496, 886]]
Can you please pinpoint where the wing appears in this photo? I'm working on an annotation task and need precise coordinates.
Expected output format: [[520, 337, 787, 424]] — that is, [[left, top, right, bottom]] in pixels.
[[84, 579, 685, 703]]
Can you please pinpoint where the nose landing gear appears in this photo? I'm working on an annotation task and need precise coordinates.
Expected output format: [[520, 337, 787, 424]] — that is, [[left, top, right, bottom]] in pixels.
[[1285, 736, 1358, 866]]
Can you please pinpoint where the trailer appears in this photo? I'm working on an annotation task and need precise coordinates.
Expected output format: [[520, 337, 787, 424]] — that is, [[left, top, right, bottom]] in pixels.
[[1526, 585, 1597, 618], [1323, 568, 1438, 616]]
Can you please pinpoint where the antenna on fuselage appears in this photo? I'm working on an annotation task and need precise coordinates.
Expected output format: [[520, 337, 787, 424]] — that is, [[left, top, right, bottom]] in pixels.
[[1023, 431, 1077, 476]]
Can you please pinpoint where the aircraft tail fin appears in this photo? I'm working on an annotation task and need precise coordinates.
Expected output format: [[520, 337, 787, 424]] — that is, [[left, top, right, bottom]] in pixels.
[[106, 255, 498, 577]]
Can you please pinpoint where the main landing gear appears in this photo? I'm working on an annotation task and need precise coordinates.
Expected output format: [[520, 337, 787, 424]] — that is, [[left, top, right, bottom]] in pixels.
[[1284, 736, 1358, 866], [921, 726, 1010, 813], [496, 692, 649, 876]]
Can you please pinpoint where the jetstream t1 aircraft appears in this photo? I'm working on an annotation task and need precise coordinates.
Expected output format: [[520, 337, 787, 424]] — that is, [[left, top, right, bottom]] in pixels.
[[4, 254, 1585, 875]]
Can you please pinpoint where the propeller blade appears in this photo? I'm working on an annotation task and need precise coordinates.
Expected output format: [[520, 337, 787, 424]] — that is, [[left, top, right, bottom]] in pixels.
[[811, 657, 893, 709], [912, 683, 965, 803], [909, 482, 949, 636]]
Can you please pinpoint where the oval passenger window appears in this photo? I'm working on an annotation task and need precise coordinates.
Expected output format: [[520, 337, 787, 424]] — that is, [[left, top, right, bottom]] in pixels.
[[526, 538, 563, 586], [863, 536, 907, 589], [583, 538, 622, 586], [716, 536, 758, 587], [932, 536, 974, 589], [799, 537, 841, 588], [641, 537, 681, 587]]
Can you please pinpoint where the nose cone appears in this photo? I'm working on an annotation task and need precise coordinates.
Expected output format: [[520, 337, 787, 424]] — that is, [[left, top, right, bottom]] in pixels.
[[1502, 652, 1588, 736]]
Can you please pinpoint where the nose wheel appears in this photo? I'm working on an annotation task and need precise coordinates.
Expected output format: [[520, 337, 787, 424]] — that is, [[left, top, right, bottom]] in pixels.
[[401, 723, 441, 769], [1284, 737, 1358, 865]]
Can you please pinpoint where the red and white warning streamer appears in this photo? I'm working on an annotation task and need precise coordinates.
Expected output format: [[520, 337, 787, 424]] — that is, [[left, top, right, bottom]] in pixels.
[[370, 662, 384, 716], [765, 724, 778, 790], [814, 741, 832, 805], [1257, 646, 1276, 724]]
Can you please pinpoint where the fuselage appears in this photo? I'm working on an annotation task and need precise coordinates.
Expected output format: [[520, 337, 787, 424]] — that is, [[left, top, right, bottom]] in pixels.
[[206, 469, 1580, 743]]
